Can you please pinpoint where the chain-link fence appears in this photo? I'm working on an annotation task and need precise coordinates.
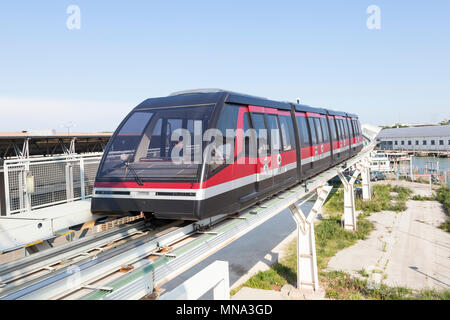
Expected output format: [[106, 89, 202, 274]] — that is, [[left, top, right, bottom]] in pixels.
[[3, 153, 102, 215]]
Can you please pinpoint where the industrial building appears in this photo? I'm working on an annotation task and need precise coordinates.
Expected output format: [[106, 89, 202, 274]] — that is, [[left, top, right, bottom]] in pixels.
[[0, 132, 111, 161], [376, 125, 450, 153]]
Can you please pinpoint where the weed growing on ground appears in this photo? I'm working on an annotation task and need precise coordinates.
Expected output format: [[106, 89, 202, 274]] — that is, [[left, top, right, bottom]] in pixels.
[[234, 184, 450, 299]]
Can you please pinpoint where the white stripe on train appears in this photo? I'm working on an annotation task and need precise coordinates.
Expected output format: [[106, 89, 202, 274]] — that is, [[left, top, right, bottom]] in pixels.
[[94, 142, 363, 201]]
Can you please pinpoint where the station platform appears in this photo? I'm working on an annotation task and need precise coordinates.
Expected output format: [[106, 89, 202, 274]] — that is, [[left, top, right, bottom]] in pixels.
[[0, 199, 102, 253]]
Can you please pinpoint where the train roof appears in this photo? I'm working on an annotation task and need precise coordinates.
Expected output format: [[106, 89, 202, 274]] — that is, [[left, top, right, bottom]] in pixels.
[[135, 91, 224, 110], [134, 89, 358, 119], [292, 103, 326, 114], [225, 92, 291, 110], [135, 89, 291, 111]]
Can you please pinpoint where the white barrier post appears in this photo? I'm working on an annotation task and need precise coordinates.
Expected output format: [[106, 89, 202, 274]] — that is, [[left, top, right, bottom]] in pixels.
[[338, 169, 360, 231], [160, 261, 230, 300]]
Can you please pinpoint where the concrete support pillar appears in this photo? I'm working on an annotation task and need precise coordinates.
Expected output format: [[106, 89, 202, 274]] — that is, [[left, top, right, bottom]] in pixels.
[[338, 169, 360, 231], [289, 185, 332, 292], [361, 159, 372, 201]]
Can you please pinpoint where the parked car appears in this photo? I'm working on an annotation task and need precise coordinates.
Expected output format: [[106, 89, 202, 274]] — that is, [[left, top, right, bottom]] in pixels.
[[328, 171, 361, 185], [431, 175, 440, 184], [370, 171, 386, 181]]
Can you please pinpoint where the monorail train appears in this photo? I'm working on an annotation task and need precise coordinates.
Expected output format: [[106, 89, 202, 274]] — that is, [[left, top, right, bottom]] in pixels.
[[91, 89, 363, 220]]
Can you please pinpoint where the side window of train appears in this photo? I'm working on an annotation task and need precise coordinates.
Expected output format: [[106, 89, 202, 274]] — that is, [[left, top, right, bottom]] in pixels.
[[307, 117, 317, 145], [320, 118, 330, 143], [335, 118, 341, 141], [266, 114, 282, 153], [352, 120, 357, 137], [328, 117, 337, 142], [216, 105, 238, 141], [251, 113, 269, 157], [314, 118, 323, 144], [279, 115, 295, 151], [341, 119, 349, 139], [342, 120, 348, 139], [347, 119, 353, 138], [209, 105, 238, 173], [296, 116, 311, 148]]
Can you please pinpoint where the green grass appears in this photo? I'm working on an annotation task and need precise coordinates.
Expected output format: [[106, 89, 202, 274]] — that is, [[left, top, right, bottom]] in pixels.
[[324, 184, 413, 215], [315, 214, 374, 269], [237, 212, 375, 296], [412, 195, 435, 201], [357, 269, 369, 278], [234, 184, 450, 300], [322, 187, 345, 214]]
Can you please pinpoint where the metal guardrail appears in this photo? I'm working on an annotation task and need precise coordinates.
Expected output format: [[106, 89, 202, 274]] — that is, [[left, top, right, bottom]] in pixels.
[[3, 153, 102, 215]]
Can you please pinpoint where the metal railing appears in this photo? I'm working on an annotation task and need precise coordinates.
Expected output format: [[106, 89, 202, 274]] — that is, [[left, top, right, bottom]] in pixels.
[[3, 153, 102, 215]]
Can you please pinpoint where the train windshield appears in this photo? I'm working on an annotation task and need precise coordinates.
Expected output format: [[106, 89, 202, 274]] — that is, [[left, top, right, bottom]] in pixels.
[[99, 105, 214, 180]]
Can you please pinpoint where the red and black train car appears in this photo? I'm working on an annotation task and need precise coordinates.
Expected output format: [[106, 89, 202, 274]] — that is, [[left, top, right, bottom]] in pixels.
[[92, 90, 363, 220]]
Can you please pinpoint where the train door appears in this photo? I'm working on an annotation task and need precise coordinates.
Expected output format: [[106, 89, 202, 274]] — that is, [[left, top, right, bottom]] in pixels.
[[346, 117, 354, 156], [327, 115, 339, 164], [320, 117, 332, 167], [249, 109, 274, 193], [340, 118, 350, 159], [296, 113, 313, 177], [204, 103, 239, 213], [266, 113, 284, 186], [336, 118, 343, 159], [315, 117, 326, 169], [234, 106, 258, 205], [307, 115, 319, 173], [278, 112, 298, 183], [350, 119, 357, 155]]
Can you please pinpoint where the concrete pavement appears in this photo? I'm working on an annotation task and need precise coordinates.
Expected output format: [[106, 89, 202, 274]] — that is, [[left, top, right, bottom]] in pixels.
[[328, 198, 450, 290]]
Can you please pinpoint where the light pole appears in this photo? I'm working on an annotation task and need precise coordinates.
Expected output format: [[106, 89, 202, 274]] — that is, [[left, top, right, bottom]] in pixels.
[[62, 121, 75, 136]]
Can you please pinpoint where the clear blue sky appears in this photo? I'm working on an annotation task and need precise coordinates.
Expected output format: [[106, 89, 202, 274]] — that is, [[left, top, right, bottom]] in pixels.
[[0, 1, 449, 132]]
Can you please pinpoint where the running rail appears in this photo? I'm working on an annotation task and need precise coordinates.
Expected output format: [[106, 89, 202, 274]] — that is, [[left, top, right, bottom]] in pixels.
[[0, 125, 379, 300]]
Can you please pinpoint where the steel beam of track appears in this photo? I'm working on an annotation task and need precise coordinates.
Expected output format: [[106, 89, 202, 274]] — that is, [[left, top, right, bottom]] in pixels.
[[0, 221, 147, 290], [0, 215, 225, 300]]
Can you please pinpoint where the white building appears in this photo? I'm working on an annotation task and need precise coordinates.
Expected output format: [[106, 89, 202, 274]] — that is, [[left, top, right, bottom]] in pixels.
[[376, 125, 450, 152], [370, 153, 391, 172]]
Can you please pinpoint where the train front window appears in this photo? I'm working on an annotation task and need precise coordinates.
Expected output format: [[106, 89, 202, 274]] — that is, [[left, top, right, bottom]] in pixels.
[[99, 105, 214, 180]]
